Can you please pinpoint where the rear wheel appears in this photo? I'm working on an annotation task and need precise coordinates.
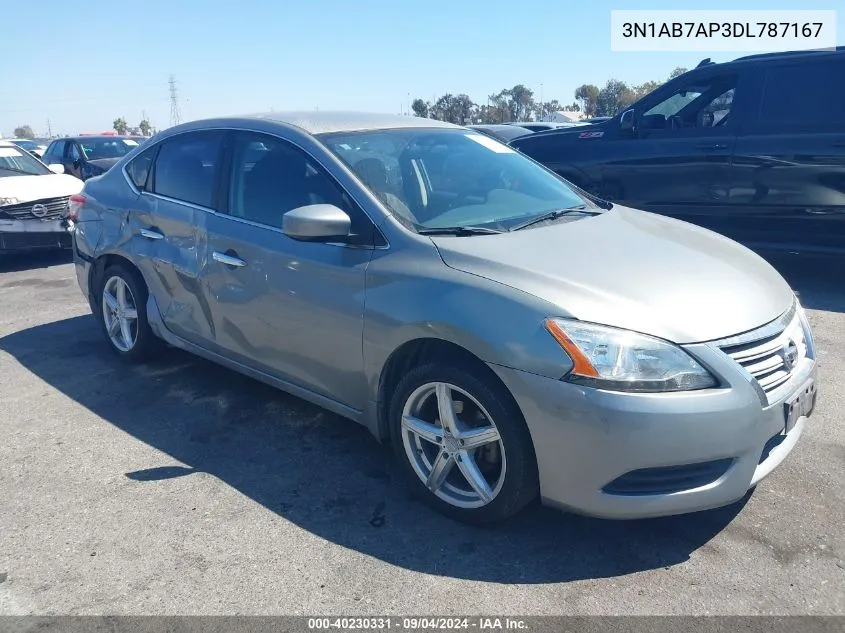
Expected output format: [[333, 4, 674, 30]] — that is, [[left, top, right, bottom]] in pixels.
[[98, 263, 161, 362], [390, 363, 538, 524]]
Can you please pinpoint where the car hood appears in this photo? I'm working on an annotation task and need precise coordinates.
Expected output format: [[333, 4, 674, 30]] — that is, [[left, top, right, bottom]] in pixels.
[[0, 173, 83, 205], [87, 158, 122, 170], [431, 206, 794, 344]]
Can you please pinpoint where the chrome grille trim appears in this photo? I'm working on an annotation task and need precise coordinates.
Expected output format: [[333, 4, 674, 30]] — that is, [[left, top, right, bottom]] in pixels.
[[0, 196, 70, 221], [713, 300, 809, 404], [708, 301, 797, 349]]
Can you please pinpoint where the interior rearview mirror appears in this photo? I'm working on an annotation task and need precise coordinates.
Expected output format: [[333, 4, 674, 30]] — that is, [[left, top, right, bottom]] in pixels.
[[619, 109, 637, 135], [283, 204, 351, 242], [48, 163, 65, 174]]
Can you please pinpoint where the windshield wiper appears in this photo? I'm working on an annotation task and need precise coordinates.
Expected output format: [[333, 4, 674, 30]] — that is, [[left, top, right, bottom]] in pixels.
[[417, 226, 505, 236], [510, 205, 593, 231]]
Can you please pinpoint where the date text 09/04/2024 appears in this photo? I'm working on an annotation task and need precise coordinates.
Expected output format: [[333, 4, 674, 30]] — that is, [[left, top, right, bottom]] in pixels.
[[621, 22, 824, 39], [307, 617, 529, 630]]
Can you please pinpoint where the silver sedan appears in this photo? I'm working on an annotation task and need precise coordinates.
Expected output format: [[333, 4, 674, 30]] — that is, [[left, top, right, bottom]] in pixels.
[[68, 111, 817, 523]]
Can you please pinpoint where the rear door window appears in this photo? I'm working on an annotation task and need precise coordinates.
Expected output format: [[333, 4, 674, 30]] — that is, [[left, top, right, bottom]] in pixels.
[[151, 132, 224, 208], [756, 59, 845, 132], [44, 140, 66, 162]]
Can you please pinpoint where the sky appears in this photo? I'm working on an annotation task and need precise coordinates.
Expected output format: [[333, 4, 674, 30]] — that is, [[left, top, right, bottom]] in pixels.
[[2, 0, 842, 137]]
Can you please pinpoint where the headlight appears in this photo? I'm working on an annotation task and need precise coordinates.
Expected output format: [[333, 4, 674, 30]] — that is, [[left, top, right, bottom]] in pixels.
[[796, 298, 815, 359], [545, 318, 717, 393]]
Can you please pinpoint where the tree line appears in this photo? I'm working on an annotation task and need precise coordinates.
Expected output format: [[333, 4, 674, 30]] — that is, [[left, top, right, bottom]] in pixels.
[[113, 118, 152, 136], [411, 66, 688, 125], [9, 119, 153, 140], [11, 66, 689, 138]]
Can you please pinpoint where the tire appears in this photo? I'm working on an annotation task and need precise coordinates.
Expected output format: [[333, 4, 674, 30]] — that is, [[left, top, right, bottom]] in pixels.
[[97, 263, 161, 362], [389, 362, 539, 524]]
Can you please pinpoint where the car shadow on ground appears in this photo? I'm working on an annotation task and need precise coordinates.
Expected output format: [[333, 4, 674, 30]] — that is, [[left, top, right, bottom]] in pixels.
[[0, 313, 751, 584], [0, 250, 73, 273]]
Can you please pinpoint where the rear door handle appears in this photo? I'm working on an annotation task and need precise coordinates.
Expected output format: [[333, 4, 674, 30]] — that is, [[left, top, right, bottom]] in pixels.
[[213, 251, 247, 268], [140, 228, 164, 240], [695, 143, 729, 151]]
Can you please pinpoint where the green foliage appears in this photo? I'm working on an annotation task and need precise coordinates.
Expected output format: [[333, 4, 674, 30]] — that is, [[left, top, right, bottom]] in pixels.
[[13, 125, 35, 139], [411, 65, 686, 123], [113, 117, 128, 135]]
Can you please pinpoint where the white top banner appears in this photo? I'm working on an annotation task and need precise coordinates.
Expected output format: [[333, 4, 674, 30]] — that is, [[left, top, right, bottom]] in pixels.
[[610, 10, 838, 52]]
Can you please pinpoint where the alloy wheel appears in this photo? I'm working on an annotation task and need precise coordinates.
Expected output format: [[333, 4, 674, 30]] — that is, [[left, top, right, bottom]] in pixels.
[[102, 275, 139, 352], [401, 381, 507, 509]]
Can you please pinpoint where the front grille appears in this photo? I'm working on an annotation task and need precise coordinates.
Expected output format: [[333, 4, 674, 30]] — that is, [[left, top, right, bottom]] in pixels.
[[0, 196, 70, 221], [717, 305, 808, 403], [602, 459, 734, 496]]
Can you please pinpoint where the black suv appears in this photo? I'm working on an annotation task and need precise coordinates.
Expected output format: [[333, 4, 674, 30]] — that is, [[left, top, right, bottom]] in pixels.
[[510, 47, 845, 255]]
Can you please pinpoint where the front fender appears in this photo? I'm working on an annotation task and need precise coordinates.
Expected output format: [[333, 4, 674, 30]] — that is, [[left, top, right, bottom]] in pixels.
[[362, 246, 574, 403]]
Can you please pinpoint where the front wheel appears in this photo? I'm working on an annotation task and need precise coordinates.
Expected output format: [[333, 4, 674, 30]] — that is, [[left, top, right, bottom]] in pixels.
[[390, 363, 539, 524]]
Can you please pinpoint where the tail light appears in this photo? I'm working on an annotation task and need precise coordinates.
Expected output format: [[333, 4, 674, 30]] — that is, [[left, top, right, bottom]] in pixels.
[[68, 194, 86, 222]]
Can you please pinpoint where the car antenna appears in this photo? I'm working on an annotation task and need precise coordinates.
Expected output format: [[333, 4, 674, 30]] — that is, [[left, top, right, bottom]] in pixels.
[[696, 58, 712, 68]]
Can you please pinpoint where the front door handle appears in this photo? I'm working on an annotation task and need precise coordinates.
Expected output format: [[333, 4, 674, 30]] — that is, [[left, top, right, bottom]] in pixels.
[[140, 228, 164, 240], [213, 251, 247, 268], [695, 143, 729, 151]]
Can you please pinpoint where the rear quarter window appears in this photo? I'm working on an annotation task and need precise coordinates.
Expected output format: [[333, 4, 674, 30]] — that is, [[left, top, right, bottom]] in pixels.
[[126, 146, 157, 191]]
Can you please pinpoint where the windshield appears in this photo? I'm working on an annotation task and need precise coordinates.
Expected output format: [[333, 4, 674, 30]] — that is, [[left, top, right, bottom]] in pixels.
[[0, 145, 50, 177], [80, 138, 139, 160], [318, 128, 592, 231]]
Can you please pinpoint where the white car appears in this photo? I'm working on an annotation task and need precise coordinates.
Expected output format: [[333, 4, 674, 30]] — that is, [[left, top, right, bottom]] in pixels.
[[6, 138, 48, 158], [0, 140, 83, 255]]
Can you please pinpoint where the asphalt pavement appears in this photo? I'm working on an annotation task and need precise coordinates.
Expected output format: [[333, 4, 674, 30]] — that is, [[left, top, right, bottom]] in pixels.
[[0, 250, 843, 615]]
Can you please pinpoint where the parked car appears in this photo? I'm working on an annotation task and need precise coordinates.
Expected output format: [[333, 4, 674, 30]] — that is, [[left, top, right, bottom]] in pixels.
[[468, 124, 533, 143], [0, 140, 82, 254], [506, 121, 583, 132], [581, 117, 612, 124], [6, 138, 48, 158], [510, 47, 845, 255], [69, 111, 816, 524], [41, 135, 142, 181]]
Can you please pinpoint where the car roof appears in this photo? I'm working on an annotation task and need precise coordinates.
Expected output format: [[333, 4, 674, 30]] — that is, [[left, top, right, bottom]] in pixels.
[[179, 111, 461, 135], [692, 45, 845, 72], [510, 121, 576, 127], [61, 135, 136, 141], [470, 124, 530, 131]]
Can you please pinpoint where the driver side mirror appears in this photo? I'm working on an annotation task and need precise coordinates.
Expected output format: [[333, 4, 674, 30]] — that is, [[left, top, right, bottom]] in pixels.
[[619, 109, 637, 136], [283, 204, 351, 242], [48, 163, 65, 174]]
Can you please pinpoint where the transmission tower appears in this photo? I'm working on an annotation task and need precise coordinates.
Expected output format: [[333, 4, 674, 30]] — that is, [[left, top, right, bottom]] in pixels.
[[168, 75, 182, 126]]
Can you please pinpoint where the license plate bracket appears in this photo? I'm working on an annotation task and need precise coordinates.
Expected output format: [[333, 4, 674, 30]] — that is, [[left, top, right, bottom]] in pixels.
[[783, 380, 817, 434]]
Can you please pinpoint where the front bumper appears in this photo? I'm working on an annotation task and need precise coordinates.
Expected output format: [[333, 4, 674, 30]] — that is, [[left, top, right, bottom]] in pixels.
[[0, 219, 71, 253], [491, 342, 817, 519]]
